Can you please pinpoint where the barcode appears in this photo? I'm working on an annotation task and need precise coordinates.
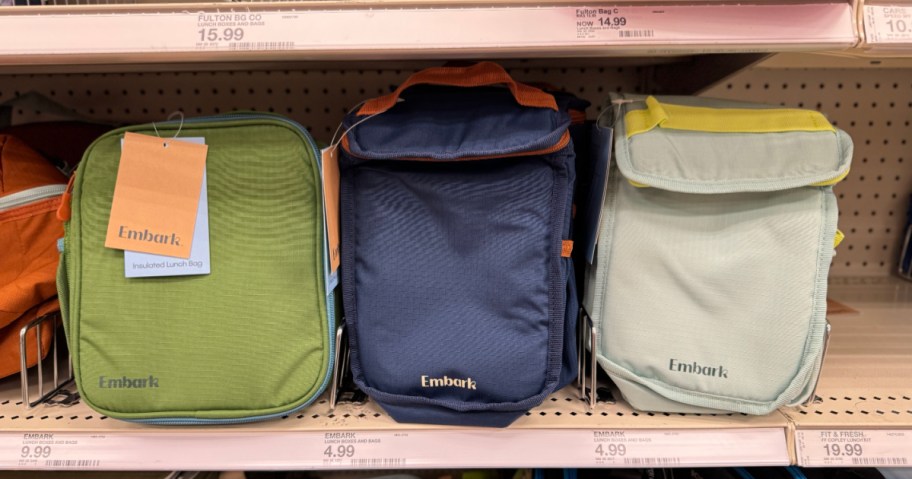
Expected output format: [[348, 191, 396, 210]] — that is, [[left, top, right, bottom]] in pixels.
[[619, 30, 655, 38], [851, 457, 909, 465], [45, 459, 101, 468], [229, 41, 295, 51], [350, 458, 407, 467], [624, 457, 682, 466]]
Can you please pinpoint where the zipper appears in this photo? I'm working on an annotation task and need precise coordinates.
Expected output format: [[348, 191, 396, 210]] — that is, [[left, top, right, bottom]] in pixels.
[[68, 113, 337, 425], [0, 184, 66, 212]]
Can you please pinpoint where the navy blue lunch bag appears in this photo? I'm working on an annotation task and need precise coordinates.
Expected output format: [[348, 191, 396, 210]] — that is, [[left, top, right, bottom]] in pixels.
[[339, 62, 581, 427]]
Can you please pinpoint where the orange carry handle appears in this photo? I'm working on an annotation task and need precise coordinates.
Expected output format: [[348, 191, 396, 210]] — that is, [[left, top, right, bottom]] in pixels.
[[357, 62, 558, 116], [56, 174, 76, 222]]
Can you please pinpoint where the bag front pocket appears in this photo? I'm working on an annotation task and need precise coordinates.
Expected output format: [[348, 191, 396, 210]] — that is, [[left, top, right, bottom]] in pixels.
[[587, 94, 853, 414], [345, 156, 566, 406]]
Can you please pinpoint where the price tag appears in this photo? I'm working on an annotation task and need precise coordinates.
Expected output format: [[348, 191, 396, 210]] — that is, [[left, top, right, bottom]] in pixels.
[[573, 8, 651, 40], [588, 429, 787, 467], [317, 428, 787, 468], [1, 428, 788, 469], [569, 4, 853, 45], [319, 432, 409, 468], [105, 132, 208, 259], [864, 5, 912, 44], [321, 146, 341, 295], [591, 431, 680, 467], [0, 4, 855, 57], [1, 433, 103, 469], [194, 13, 295, 52], [797, 429, 912, 467]]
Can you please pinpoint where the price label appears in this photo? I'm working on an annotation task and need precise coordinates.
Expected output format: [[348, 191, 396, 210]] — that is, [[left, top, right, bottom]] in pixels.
[[0, 428, 787, 469], [0, 4, 854, 57], [570, 4, 855, 45], [4, 433, 102, 469], [591, 431, 679, 466], [319, 432, 407, 468], [864, 5, 912, 44], [573, 8, 655, 40], [194, 13, 295, 52], [588, 429, 787, 467], [797, 429, 912, 467]]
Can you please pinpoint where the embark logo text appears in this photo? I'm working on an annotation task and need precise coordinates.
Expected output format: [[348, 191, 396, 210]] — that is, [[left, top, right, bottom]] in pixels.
[[420, 375, 477, 390], [98, 375, 160, 389], [668, 359, 728, 378], [118, 226, 181, 246]]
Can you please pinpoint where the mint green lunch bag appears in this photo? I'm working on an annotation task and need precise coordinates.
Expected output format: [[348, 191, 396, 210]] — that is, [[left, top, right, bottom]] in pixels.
[[57, 114, 335, 423], [583, 94, 853, 414]]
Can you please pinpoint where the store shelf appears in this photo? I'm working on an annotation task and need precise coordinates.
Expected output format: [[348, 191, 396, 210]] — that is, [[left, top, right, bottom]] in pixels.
[[1, 279, 910, 470], [0, 1, 857, 66], [0, 376, 792, 470], [787, 278, 912, 467], [0, 11, 908, 469]]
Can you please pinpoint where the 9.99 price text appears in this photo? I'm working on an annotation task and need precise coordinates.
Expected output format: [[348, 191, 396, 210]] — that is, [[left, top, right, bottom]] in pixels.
[[21, 446, 52, 459]]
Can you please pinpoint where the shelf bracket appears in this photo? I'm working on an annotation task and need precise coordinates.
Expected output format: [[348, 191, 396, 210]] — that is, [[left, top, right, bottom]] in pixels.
[[19, 312, 75, 408], [645, 53, 772, 96]]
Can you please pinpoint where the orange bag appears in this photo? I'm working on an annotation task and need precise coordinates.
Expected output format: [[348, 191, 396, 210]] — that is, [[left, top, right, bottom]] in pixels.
[[0, 135, 67, 378]]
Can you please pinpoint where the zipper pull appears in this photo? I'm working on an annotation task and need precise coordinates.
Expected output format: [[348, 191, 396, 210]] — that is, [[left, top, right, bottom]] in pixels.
[[56, 174, 76, 222]]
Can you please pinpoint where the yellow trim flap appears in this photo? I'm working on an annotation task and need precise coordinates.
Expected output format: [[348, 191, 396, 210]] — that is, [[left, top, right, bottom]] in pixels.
[[625, 96, 836, 139], [811, 168, 850, 186], [834, 229, 845, 248]]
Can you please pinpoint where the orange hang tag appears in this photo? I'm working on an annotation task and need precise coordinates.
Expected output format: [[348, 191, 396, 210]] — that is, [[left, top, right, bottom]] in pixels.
[[322, 146, 341, 276], [105, 132, 208, 259]]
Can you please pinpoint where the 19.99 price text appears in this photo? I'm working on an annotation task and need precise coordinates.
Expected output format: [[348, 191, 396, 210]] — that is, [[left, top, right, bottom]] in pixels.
[[823, 443, 863, 457]]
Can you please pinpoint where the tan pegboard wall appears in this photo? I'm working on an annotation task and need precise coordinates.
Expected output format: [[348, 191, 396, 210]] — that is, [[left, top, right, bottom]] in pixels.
[[0, 66, 907, 277], [0, 67, 643, 140], [704, 69, 912, 278]]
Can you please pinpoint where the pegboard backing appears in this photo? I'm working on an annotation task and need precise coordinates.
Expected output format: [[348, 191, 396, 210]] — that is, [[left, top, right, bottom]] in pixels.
[[0, 67, 643, 140], [705, 69, 912, 278], [0, 65, 907, 277]]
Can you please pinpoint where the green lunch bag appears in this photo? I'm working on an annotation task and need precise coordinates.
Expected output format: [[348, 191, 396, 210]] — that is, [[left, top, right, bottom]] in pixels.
[[57, 114, 335, 423], [584, 94, 853, 415]]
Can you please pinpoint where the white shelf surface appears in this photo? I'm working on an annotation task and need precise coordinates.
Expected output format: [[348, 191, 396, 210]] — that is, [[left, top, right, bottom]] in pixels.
[[0, 1, 857, 64], [0, 380, 791, 470], [1, 278, 911, 470], [788, 277, 912, 467]]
